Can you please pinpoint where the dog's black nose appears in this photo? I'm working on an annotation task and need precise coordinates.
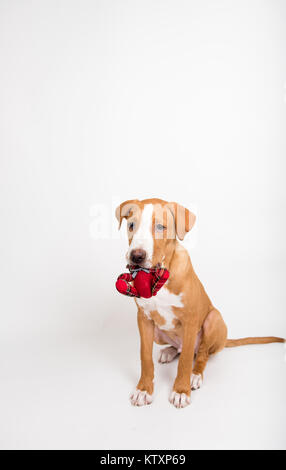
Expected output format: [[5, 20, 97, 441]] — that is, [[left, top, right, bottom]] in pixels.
[[130, 249, 146, 264]]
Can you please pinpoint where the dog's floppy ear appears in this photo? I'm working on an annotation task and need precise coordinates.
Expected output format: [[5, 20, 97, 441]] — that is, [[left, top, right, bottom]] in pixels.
[[115, 199, 140, 229], [166, 202, 196, 240]]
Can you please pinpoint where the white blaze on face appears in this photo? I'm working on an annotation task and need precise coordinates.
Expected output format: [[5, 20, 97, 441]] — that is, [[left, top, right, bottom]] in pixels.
[[127, 204, 154, 267]]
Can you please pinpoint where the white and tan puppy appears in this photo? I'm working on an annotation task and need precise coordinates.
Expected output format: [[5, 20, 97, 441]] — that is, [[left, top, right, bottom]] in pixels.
[[116, 198, 284, 408]]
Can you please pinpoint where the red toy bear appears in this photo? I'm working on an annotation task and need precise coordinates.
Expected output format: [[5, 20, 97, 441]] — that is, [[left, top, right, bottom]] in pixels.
[[116, 264, 169, 299]]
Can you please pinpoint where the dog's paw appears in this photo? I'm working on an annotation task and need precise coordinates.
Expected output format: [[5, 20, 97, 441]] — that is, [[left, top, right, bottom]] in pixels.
[[158, 346, 178, 364], [191, 373, 202, 390], [130, 389, 153, 406], [169, 391, 190, 408]]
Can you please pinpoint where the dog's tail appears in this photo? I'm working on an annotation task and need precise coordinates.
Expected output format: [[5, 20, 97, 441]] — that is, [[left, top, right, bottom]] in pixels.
[[225, 336, 285, 348]]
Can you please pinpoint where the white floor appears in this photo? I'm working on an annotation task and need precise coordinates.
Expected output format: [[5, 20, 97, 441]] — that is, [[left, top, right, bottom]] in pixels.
[[1, 309, 285, 450]]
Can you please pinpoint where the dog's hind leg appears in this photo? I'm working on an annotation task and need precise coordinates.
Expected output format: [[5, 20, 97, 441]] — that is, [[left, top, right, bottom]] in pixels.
[[191, 309, 227, 390], [155, 327, 182, 363], [158, 346, 179, 363]]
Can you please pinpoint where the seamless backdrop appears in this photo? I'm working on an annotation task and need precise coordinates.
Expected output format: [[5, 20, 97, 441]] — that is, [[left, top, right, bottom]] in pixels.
[[0, 0, 285, 449]]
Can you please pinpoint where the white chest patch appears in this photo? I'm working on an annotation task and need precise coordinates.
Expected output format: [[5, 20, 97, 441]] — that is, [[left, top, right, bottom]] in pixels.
[[137, 287, 183, 330]]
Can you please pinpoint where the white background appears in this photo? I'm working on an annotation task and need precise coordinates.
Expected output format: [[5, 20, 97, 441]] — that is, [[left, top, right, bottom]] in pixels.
[[0, 0, 285, 450]]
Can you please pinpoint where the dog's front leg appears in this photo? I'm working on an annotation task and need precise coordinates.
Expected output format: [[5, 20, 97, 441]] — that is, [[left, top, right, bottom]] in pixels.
[[169, 319, 197, 408], [130, 308, 154, 406]]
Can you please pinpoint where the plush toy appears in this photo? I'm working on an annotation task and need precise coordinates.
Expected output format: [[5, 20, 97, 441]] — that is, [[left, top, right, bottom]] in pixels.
[[116, 264, 169, 299]]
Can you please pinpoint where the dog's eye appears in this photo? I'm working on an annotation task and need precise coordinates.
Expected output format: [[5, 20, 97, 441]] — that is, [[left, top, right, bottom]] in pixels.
[[128, 222, 134, 232], [155, 223, 165, 232]]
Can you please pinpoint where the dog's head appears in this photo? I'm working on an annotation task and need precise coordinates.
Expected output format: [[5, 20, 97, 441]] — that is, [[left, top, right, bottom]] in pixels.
[[115, 198, 196, 268]]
